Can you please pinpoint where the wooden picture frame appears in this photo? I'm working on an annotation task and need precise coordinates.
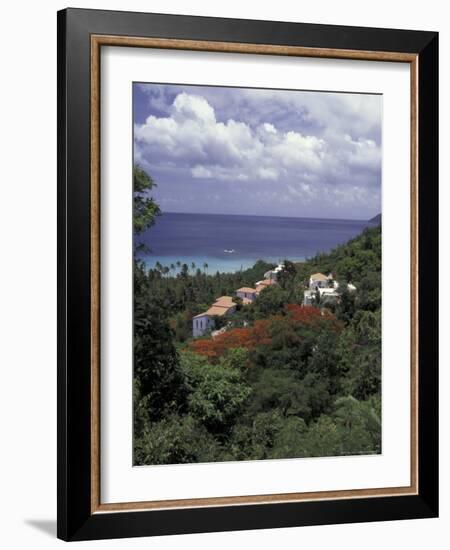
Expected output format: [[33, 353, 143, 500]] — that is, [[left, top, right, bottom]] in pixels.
[[57, 8, 438, 541]]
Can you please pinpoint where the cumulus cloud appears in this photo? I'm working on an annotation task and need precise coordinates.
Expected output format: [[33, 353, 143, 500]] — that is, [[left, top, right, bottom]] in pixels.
[[134, 84, 382, 219]]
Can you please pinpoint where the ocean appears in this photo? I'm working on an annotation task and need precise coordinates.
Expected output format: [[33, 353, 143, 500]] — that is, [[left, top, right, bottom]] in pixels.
[[136, 212, 372, 273]]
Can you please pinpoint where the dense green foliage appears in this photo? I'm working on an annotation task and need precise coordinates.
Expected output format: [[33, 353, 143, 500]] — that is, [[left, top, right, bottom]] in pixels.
[[133, 165, 161, 236], [133, 167, 382, 465]]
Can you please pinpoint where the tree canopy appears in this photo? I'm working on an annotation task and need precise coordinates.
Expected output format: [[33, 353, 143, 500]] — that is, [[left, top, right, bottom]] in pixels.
[[133, 167, 382, 465]]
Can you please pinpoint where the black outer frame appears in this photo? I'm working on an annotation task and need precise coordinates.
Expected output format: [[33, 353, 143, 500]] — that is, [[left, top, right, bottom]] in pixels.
[[57, 8, 439, 542]]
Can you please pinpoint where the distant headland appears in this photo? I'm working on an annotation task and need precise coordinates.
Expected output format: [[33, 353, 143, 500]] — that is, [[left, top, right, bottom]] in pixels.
[[369, 213, 381, 224]]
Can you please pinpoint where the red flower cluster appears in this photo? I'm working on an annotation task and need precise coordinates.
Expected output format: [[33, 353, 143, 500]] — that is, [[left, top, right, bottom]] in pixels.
[[190, 305, 341, 360], [284, 304, 342, 332], [190, 319, 271, 360], [284, 304, 324, 323]]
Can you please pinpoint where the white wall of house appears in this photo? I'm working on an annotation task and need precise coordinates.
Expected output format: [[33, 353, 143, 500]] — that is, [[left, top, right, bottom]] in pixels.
[[303, 290, 315, 305], [264, 270, 274, 280], [309, 278, 329, 290], [192, 314, 214, 338], [236, 290, 257, 302], [319, 288, 340, 303], [264, 263, 284, 281]]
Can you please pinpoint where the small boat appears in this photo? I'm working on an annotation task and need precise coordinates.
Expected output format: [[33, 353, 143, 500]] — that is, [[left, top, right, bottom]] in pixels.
[[223, 249, 235, 254]]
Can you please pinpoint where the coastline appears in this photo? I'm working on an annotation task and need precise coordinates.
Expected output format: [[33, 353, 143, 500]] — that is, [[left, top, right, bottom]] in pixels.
[[136, 213, 373, 274], [139, 254, 305, 274]]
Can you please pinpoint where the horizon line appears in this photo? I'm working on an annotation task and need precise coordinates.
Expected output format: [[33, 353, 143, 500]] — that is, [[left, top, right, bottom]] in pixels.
[[159, 210, 379, 223]]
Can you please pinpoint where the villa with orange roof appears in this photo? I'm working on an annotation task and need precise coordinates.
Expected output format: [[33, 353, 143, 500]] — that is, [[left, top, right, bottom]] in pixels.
[[192, 296, 237, 337], [255, 278, 276, 294], [192, 266, 285, 337]]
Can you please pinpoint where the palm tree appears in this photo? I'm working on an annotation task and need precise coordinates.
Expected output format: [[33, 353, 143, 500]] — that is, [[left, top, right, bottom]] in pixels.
[[170, 263, 175, 277], [203, 262, 208, 274], [191, 262, 196, 272], [181, 263, 189, 279]]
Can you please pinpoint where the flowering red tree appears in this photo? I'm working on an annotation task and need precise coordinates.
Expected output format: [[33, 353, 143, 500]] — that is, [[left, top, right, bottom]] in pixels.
[[284, 304, 324, 323], [190, 319, 272, 360], [191, 306, 342, 361], [284, 304, 342, 332]]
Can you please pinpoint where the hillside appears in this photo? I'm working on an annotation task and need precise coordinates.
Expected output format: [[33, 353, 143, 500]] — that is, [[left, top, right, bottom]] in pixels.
[[368, 213, 381, 224], [133, 225, 382, 465], [295, 224, 381, 290]]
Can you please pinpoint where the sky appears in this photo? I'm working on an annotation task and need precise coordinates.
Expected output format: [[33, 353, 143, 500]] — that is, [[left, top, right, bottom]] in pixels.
[[133, 83, 382, 220]]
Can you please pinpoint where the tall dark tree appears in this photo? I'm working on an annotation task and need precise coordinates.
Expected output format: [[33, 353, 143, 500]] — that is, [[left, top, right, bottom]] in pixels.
[[134, 290, 187, 423], [133, 164, 161, 235], [277, 260, 296, 289], [133, 166, 187, 442]]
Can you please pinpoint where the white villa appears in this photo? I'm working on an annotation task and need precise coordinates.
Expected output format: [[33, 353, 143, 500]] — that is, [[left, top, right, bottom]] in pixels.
[[309, 272, 335, 290], [304, 272, 356, 306], [264, 262, 285, 281], [192, 296, 237, 338]]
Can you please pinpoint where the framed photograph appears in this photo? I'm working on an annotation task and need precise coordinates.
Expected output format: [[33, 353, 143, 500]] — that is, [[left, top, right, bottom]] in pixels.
[[57, 8, 438, 541]]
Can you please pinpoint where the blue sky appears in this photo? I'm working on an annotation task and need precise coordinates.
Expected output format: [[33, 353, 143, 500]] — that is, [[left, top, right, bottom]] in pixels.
[[134, 83, 382, 220]]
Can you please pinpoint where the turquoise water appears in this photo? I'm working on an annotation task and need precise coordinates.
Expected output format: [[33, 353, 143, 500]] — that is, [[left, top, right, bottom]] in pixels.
[[141, 254, 305, 274]]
